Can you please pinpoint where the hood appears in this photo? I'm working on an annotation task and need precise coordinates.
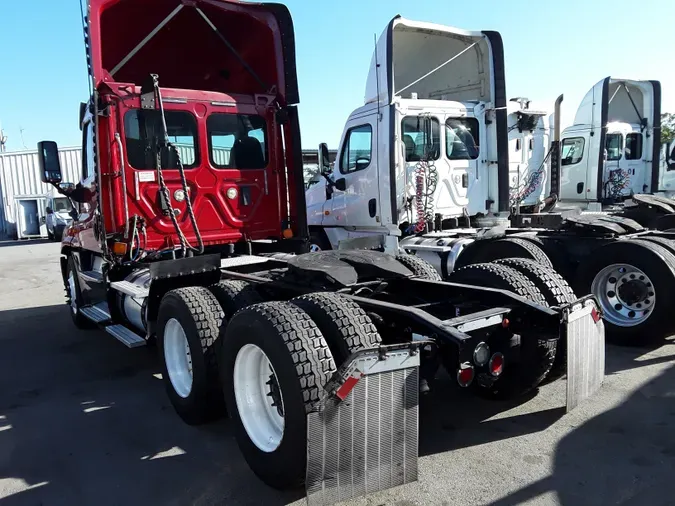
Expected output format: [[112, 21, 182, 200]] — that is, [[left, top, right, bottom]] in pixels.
[[87, 0, 299, 104]]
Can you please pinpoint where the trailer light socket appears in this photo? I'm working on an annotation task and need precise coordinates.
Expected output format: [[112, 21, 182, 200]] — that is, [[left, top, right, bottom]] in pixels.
[[456, 363, 475, 387], [489, 353, 504, 377], [473, 342, 490, 366]]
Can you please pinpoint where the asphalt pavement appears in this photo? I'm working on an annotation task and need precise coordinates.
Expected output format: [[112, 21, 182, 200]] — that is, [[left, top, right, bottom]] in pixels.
[[1, 240, 674, 506]]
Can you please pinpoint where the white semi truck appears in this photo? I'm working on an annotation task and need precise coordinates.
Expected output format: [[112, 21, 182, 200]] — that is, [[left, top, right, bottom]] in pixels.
[[306, 16, 675, 346]]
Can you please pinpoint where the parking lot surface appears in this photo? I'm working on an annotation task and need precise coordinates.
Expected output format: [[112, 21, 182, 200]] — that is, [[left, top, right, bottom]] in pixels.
[[1, 240, 674, 506]]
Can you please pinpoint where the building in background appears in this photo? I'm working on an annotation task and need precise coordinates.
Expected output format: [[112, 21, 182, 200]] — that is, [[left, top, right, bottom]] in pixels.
[[0, 147, 81, 239], [0, 146, 338, 240]]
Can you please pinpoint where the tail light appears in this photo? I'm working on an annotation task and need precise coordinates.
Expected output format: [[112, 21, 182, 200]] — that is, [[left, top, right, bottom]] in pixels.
[[457, 363, 474, 387], [489, 353, 504, 377]]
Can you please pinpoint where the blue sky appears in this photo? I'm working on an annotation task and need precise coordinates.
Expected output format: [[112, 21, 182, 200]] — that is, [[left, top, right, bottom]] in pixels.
[[0, 0, 672, 152]]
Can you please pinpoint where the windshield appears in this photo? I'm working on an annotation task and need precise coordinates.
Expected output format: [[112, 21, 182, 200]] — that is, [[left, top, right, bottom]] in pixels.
[[52, 198, 70, 212]]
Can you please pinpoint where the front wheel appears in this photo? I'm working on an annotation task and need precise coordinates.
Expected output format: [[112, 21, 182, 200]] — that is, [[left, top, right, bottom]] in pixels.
[[576, 239, 675, 345], [221, 302, 336, 489], [65, 256, 93, 329]]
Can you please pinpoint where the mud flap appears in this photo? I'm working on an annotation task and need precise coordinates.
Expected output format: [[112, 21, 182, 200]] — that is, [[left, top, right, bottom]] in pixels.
[[305, 345, 421, 506], [565, 297, 605, 412]]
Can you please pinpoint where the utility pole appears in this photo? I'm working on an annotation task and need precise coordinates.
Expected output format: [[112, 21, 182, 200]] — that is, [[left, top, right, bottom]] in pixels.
[[0, 119, 7, 153]]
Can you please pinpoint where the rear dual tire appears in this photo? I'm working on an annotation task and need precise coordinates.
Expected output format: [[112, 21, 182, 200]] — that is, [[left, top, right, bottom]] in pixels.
[[157, 287, 226, 425], [449, 263, 557, 398], [221, 302, 337, 489]]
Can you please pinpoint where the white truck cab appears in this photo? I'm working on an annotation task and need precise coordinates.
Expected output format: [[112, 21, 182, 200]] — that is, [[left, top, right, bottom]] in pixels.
[[557, 78, 662, 205], [307, 16, 511, 252]]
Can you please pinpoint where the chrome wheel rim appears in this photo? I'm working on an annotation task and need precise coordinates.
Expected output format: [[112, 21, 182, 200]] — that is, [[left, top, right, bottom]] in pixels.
[[309, 243, 322, 252], [233, 344, 285, 453], [163, 318, 193, 398], [591, 263, 655, 327], [68, 271, 78, 314]]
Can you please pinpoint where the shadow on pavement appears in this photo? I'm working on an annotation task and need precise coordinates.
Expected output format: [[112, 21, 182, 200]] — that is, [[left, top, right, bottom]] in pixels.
[[0, 239, 52, 249], [486, 361, 675, 506], [419, 376, 565, 458], [0, 304, 302, 506]]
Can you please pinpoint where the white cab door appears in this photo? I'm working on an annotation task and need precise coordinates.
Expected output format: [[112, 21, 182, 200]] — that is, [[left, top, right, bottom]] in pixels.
[[331, 114, 379, 227], [560, 134, 591, 201]]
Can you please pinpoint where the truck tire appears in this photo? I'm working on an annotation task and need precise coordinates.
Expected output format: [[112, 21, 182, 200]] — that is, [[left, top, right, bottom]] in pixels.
[[221, 301, 336, 489], [494, 257, 577, 378], [636, 236, 675, 256], [157, 287, 226, 425], [513, 234, 573, 279], [575, 239, 675, 345], [309, 228, 331, 252], [396, 253, 442, 280], [449, 263, 556, 398], [65, 256, 93, 329], [209, 280, 263, 319], [291, 292, 382, 364]]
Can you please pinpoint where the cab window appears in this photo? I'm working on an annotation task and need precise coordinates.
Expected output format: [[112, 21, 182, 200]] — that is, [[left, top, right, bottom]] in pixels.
[[605, 133, 623, 161], [561, 137, 585, 165], [124, 110, 199, 170], [402, 117, 440, 161], [207, 114, 267, 169], [445, 118, 479, 160], [339, 124, 373, 174]]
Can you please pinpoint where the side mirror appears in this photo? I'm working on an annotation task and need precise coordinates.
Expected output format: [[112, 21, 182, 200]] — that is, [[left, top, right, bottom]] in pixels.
[[37, 141, 62, 185], [46, 207, 53, 214], [318, 142, 331, 174], [355, 157, 370, 172], [334, 178, 347, 192]]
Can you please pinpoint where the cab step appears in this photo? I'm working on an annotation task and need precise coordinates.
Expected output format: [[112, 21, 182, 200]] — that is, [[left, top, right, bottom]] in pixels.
[[110, 280, 149, 298], [105, 324, 146, 348], [80, 302, 111, 323]]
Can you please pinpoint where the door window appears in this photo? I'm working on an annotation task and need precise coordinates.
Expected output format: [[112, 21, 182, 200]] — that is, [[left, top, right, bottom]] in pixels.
[[207, 113, 267, 169], [339, 124, 373, 174], [605, 133, 624, 161], [401, 117, 440, 161], [561, 137, 585, 165], [445, 118, 480, 160], [81, 121, 96, 180], [124, 110, 199, 169], [625, 133, 643, 160]]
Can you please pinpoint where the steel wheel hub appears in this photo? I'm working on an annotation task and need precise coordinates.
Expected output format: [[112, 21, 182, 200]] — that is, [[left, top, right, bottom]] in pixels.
[[309, 243, 322, 253], [233, 344, 285, 453], [591, 263, 655, 327], [163, 318, 193, 398]]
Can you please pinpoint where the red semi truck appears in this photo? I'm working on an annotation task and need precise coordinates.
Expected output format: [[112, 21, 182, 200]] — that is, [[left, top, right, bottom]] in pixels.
[[37, 1, 605, 503]]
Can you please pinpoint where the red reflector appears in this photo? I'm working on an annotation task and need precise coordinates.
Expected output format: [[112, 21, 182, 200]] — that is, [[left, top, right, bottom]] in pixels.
[[335, 374, 362, 400], [456, 365, 474, 387], [489, 353, 504, 377], [502, 318, 510, 328], [591, 308, 600, 323]]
